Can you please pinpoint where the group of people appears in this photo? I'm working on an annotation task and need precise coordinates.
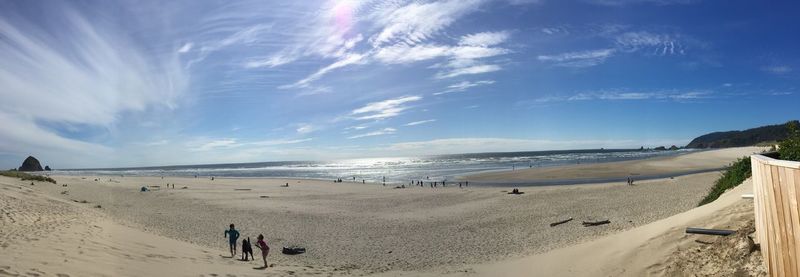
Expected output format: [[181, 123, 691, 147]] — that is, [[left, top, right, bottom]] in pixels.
[[409, 179, 469, 188], [224, 224, 270, 269]]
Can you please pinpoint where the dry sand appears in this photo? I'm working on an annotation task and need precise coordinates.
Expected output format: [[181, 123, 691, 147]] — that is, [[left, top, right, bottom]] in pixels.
[[0, 147, 765, 276], [464, 147, 765, 182]]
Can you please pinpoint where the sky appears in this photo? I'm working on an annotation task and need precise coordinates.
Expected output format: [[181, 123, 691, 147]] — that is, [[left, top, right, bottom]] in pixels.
[[1, 0, 799, 169]]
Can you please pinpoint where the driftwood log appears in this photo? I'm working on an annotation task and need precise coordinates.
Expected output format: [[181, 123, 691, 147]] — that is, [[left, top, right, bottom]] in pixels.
[[550, 217, 574, 227], [685, 227, 735, 236], [582, 220, 611, 227]]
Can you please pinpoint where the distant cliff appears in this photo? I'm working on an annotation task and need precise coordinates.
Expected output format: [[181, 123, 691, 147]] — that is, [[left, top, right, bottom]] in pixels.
[[687, 121, 798, 148]]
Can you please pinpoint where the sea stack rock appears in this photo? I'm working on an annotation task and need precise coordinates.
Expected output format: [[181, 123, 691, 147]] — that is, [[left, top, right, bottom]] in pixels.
[[18, 156, 44, 171], [45, 165, 52, 171]]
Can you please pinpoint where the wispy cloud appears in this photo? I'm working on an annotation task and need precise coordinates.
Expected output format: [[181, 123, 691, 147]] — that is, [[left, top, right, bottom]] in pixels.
[[274, 0, 510, 88], [368, 0, 483, 47], [434, 80, 495, 95], [537, 48, 616, 67], [761, 65, 792, 74], [348, 128, 397, 139], [459, 31, 511, 47], [404, 119, 437, 126], [435, 64, 502, 78], [533, 90, 712, 102], [585, 0, 697, 6], [351, 96, 422, 120], [296, 124, 315, 134], [190, 137, 312, 151], [0, 4, 185, 166], [615, 31, 684, 55]]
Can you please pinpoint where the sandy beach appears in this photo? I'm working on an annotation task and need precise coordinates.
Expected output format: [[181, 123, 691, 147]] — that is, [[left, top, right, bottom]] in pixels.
[[0, 147, 764, 276], [464, 147, 764, 183]]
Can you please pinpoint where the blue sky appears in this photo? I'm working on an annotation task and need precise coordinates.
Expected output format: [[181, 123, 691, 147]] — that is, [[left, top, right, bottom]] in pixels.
[[1, 0, 798, 168]]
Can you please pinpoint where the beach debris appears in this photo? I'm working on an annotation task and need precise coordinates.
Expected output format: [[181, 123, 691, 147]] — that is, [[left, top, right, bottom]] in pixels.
[[281, 183, 289, 187], [94, 204, 102, 209], [694, 239, 714, 245], [29, 182, 34, 186], [140, 186, 149, 192], [282, 246, 306, 255], [685, 227, 736, 236], [60, 190, 68, 195], [181, 186, 188, 189], [508, 188, 524, 195], [549, 217, 574, 227], [582, 220, 611, 227], [260, 195, 269, 198], [234, 188, 252, 191]]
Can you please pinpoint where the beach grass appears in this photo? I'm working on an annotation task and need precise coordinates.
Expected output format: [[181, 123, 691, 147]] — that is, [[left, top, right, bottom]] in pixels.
[[0, 170, 57, 184], [698, 157, 750, 206]]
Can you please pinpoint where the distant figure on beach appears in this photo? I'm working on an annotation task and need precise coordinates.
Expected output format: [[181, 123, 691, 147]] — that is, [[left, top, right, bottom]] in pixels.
[[254, 234, 270, 268], [242, 237, 254, 261], [224, 224, 240, 257], [466, 181, 469, 187], [211, 176, 215, 181], [362, 179, 365, 184]]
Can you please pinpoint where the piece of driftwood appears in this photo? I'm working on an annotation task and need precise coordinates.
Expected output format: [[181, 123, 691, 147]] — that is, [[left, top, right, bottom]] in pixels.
[[582, 220, 611, 226], [685, 227, 735, 236], [694, 239, 714, 245], [550, 217, 573, 227], [234, 188, 252, 191]]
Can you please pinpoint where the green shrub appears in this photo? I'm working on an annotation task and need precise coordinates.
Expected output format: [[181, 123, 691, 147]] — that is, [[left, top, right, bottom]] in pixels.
[[0, 170, 57, 184], [698, 157, 751, 206], [779, 121, 800, 162]]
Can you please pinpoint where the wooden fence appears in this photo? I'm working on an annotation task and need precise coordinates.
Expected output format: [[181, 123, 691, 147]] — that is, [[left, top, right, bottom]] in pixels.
[[752, 154, 800, 276]]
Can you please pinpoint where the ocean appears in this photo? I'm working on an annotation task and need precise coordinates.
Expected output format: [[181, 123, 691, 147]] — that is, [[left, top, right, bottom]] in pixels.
[[56, 148, 696, 183]]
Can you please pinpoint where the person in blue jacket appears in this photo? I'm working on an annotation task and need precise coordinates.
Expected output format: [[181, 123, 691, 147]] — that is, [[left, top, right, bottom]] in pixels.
[[224, 223, 240, 257]]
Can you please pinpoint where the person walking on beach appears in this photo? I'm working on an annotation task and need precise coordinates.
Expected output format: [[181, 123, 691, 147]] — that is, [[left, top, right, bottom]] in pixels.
[[254, 234, 270, 269], [224, 224, 240, 257]]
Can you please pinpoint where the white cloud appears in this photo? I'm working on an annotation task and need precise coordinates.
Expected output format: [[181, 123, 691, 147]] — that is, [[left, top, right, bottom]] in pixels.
[[251, 138, 312, 146], [348, 128, 397, 139], [435, 80, 495, 95], [368, 0, 483, 47], [404, 119, 437, 126], [537, 48, 616, 67], [534, 90, 712, 102], [296, 124, 315, 134], [615, 31, 683, 55], [284, 53, 367, 88], [435, 64, 502, 78], [762, 65, 792, 74], [586, 0, 696, 6], [190, 139, 239, 152], [0, 7, 186, 167], [373, 44, 452, 64], [351, 96, 422, 120], [178, 42, 193, 53], [459, 31, 511, 47]]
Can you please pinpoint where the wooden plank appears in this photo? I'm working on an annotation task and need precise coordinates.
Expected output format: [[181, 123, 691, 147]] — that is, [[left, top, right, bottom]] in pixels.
[[753, 160, 771, 274], [777, 167, 797, 277], [753, 160, 768, 269], [765, 162, 781, 276], [786, 168, 800, 273], [771, 165, 787, 276]]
